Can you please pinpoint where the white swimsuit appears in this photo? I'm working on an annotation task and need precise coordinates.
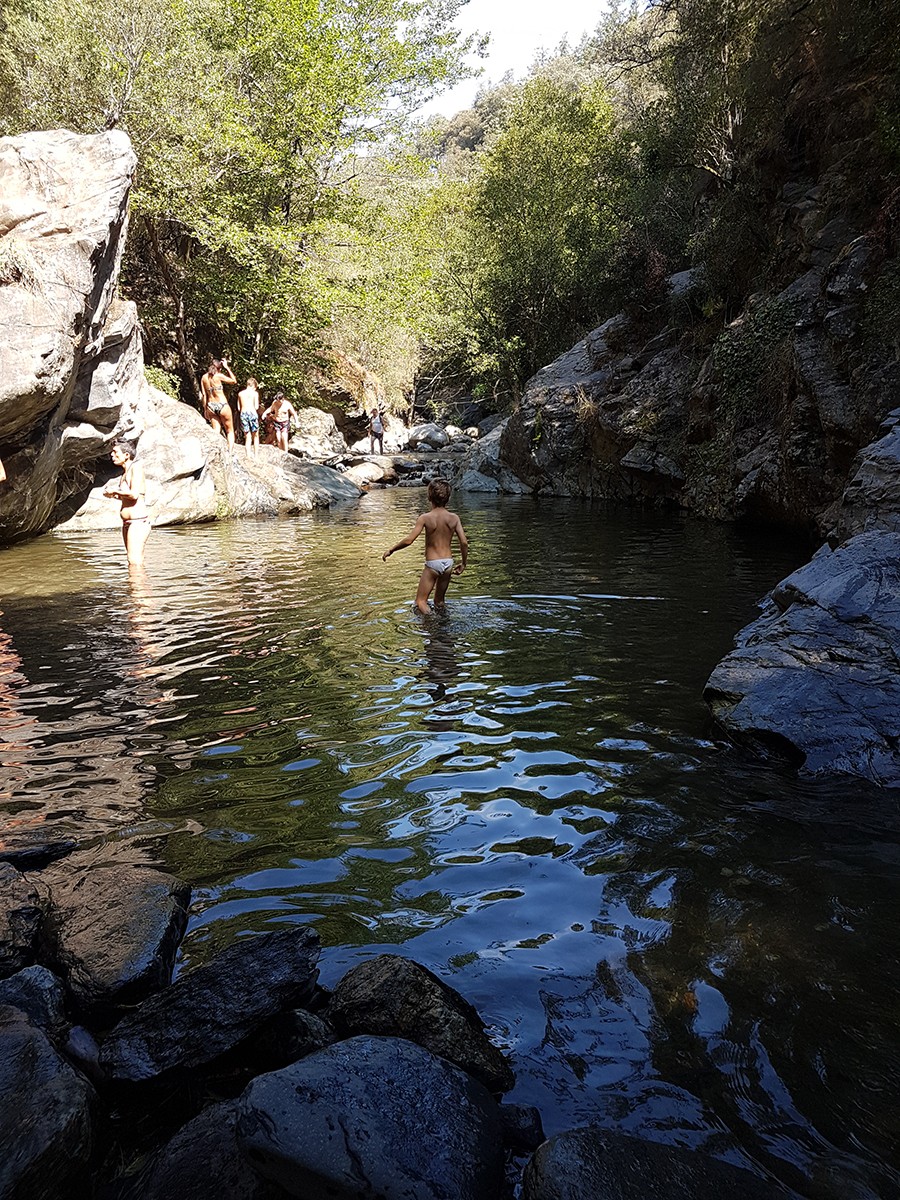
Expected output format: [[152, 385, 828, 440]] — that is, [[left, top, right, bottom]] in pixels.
[[426, 558, 453, 575]]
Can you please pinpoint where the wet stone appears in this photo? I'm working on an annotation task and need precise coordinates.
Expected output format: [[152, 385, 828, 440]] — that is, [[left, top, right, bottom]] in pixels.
[[39, 860, 190, 1015], [329, 953, 514, 1093], [522, 1128, 794, 1200], [100, 926, 320, 1083], [0, 1005, 94, 1200], [0, 862, 41, 979], [140, 1101, 290, 1200], [237, 1035, 504, 1200], [0, 965, 67, 1035]]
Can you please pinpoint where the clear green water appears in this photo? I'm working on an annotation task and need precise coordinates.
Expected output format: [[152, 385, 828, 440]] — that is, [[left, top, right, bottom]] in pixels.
[[1, 489, 899, 1196]]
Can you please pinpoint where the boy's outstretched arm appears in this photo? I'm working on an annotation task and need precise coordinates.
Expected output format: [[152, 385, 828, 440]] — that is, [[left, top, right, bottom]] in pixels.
[[383, 515, 425, 561], [452, 516, 469, 574]]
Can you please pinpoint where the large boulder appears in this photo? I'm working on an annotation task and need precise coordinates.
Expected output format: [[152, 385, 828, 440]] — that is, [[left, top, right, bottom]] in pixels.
[[140, 1101, 289, 1200], [0, 1005, 94, 1200], [37, 857, 190, 1015], [99, 926, 320, 1082], [456, 421, 530, 495], [0, 129, 137, 542], [56, 389, 361, 531], [0, 862, 41, 979], [408, 422, 450, 450], [705, 531, 900, 785], [237, 1035, 504, 1200], [522, 1128, 791, 1200], [329, 954, 514, 1093], [0, 966, 67, 1036], [289, 406, 348, 459]]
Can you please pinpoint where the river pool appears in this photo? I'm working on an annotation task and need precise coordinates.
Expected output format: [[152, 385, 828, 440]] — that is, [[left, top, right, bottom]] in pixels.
[[1, 488, 898, 1196]]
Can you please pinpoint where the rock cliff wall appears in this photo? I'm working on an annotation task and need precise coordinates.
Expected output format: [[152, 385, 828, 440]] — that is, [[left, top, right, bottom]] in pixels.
[[0, 130, 359, 547]]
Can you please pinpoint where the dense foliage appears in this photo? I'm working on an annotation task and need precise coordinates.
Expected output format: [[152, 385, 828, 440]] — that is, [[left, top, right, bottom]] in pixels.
[[0, 0, 897, 408], [0, 0, 476, 400]]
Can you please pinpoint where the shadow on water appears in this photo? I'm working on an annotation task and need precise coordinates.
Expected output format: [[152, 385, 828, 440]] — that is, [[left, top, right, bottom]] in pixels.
[[1, 491, 899, 1196]]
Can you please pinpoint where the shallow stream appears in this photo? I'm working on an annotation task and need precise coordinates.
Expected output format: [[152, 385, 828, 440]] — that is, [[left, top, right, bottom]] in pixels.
[[1, 489, 898, 1196]]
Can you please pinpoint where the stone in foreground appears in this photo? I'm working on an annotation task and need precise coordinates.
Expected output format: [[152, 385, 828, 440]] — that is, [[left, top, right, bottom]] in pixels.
[[39, 860, 190, 1014], [0, 1005, 93, 1200], [141, 1101, 289, 1200], [99, 926, 320, 1082], [522, 1128, 791, 1200], [705, 531, 900, 786], [329, 953, 514, 1093], [237, 1035, 504, 1200], [0, 965, 67, 1035], [0, 862, 41, 979]]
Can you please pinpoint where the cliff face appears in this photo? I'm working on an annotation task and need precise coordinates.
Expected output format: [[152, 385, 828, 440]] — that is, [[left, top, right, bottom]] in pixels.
[[0, 131, 359, 546], [461, 75, 899, 537], [0, 130, 137, 540]]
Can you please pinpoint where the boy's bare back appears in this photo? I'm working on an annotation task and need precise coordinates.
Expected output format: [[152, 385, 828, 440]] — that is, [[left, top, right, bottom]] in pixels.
[[421, 507, 463, 561]]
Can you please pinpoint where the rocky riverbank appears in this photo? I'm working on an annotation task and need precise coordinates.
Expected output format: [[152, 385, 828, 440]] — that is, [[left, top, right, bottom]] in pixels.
[[0, 842, 796, 1199]]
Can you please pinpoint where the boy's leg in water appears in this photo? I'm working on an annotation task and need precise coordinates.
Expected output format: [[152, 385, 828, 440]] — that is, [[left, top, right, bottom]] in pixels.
[[434, 570, 452, 608], [415, 567, 436, 614]]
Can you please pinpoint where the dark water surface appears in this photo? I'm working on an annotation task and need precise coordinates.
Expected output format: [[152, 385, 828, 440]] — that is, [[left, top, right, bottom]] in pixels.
[[2, 489, 899, 1196]]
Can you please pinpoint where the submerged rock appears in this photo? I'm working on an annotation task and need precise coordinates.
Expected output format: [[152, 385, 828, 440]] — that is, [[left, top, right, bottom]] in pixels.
[[705, 532, 900, 785], [0, 862, 41, 979], [38, 859, 190, 1015], [99, 926, 320, 1082], [237, 1035, 504, 1200], [0, 1005, 94, 1200], [522, 1128, 791, 1200], [329, 953, 514, 1093]]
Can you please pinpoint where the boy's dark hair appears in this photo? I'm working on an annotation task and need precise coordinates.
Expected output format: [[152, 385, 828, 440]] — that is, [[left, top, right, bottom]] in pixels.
[[427, 477, 451, 507], [112, 439, 137, 460]]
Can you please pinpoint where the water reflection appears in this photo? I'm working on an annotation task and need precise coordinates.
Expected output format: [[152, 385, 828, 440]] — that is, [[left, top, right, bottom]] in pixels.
[[1, 493, 898, 1194]]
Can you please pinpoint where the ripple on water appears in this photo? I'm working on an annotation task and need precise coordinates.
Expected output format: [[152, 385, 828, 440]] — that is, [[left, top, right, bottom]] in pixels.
[[1, 493, 899, 1194]]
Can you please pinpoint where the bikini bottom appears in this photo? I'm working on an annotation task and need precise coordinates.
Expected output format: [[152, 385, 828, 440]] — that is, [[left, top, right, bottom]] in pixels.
[[425, 558, 453, 575]]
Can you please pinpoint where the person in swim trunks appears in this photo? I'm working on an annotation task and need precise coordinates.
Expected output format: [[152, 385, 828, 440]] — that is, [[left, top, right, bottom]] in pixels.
[[261, 391, 298, 452], [382, 477, 468, 614], [104, 439, 151, 567], [237, 377, 261, 454], [201, 358, 237, 451]]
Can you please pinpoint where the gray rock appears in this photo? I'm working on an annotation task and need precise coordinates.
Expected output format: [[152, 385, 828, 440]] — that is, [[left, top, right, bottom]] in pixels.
[[457, 421, 531, 495], [0, 863, 41, 979], [329, 954, 514, 1094], [237, 1035, 504, 1200], [0, 129, 136, 543], [100, 926, 320, 1082], [838, 418, 900, 537], [409, 422, 450, 449], [141, 1101, 288, 1200], [522, 1127, 789, 1200], [499, 1102, 545, 1152], [0, 966, 66, 1034], [0, 1005, 93, 1200], [289, 406, 348, 459], [39, 859, 190, 1014], [705, 531, 900, 785], [343, 460, 386, 487]]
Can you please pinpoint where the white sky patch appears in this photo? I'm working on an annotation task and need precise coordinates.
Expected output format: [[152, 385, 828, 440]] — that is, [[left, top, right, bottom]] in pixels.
[[419, 0, 611, 118]]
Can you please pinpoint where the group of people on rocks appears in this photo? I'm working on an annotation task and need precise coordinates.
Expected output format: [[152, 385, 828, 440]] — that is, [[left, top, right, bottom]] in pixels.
[[201, 358, 299, 454]]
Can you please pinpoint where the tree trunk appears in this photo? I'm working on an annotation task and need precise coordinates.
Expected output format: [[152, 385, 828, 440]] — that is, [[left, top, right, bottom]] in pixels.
[[143, 216, 201, 406]]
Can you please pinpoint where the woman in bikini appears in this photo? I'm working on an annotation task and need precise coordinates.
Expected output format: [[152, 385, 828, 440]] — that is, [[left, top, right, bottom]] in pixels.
[[201, 358, 237, 451], [104, 439, 152, 567]]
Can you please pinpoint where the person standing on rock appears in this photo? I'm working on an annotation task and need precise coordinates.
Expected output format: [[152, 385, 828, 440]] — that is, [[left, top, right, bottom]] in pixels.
[[262, 392, 298, 452], [382, 477, 468, 614], [201, 358, 237, 452], [237, 377, 261, 454], [369, 407, 385, 455], [104, 439, 151, 568]]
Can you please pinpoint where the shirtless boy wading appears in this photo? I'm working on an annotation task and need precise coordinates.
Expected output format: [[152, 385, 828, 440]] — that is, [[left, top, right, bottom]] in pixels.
[[382, 478, 468, 614]]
